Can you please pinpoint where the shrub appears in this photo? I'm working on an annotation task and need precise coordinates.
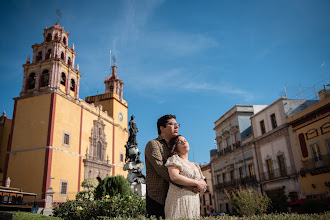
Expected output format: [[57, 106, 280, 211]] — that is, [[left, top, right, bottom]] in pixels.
[[76, 178, 100, 201], [52, 193, 146, 219], [225, 187, 270, 217], [94, 175, 132, 199], [300, 199, 328, 214]]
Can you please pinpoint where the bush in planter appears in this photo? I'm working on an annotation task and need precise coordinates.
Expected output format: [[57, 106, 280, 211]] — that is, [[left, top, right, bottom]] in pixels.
[[52, 193, 146, 219], [94, 175, 132, 199], [225, 187, 270, 217]]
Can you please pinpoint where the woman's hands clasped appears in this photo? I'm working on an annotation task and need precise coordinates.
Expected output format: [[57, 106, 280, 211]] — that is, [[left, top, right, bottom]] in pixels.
[[195, 179, 207, 193]]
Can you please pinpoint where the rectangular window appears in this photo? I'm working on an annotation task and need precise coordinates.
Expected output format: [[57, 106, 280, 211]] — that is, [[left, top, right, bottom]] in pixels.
[[63, 131, 70, 147], [217, 174, 221, 185], [209, 194, 212, 205], [239, 167, 243, 179], [248, 164, 254, 177], [222, 172, 226, 183], [60, 180, 68, 196], [266, 159, 274, 179], [270, 114, 277, 129], [311, 142, 322, 161], [226, 137, 230, 148], [230, 170, 234, 182], [203, 195, 206, 205], [120, 153, 124, 163], [260, 120, 266, 135], [277, 155, 287, 176]]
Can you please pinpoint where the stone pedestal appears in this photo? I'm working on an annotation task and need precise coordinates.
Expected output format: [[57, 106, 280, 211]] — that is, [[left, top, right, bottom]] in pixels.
[[130, 182, 146, 197], [44, 187, 54, 208]]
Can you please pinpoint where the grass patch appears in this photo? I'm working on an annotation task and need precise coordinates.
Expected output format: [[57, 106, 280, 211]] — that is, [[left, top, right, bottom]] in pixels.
[[8, 211, 63, 220]]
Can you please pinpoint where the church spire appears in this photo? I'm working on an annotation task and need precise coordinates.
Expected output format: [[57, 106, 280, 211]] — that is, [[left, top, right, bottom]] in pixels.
[[104, 64, 124, 101]]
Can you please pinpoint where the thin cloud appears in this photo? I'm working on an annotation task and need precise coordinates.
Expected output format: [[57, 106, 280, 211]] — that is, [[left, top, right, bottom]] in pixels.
[[126, 68, 255, 102], [321, 61, 326, 68]]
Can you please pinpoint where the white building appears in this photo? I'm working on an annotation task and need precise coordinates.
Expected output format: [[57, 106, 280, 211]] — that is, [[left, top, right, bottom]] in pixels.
[[251, 97, 317, 204], [211, 105, 267, 214]]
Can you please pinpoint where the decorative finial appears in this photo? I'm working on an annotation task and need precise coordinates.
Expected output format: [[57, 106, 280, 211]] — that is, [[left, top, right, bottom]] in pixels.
[[26, 55, 30, 64], [56, 9, 62, 23], [3, 110, 6, 117], [76, 63, 79, 71]]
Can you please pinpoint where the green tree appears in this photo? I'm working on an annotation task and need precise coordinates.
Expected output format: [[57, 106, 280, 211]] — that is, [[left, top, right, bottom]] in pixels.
[[225, 187, 270, 217], [94, 175, 132, 199]]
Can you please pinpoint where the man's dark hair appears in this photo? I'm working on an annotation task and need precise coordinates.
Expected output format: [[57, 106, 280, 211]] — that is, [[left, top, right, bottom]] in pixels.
[[157, 114, 176, 135]]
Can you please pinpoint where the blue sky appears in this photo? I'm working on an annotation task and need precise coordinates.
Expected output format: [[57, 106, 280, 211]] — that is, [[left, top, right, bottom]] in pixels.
[[1, 0, 329, 168]]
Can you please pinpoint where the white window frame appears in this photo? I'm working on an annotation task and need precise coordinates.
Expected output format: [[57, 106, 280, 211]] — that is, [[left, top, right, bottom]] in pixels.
[[62, 131, 71, 147], [59, 180, 68, 197]]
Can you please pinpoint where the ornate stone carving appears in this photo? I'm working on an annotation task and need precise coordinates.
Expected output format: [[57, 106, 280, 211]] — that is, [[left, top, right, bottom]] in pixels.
[[83, 118, 112, 180]]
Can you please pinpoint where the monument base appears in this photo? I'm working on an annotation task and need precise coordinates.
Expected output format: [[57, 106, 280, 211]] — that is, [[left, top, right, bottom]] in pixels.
[[130, 182, 146, 198]]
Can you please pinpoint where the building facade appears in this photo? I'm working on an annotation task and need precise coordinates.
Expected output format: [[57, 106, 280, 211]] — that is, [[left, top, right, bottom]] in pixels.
[[287, 90, 330, 201], [211, 105, 266, 214], [200, 163, 215, 216], [251, 98, 317, 205], [1, 23, 128, 207]]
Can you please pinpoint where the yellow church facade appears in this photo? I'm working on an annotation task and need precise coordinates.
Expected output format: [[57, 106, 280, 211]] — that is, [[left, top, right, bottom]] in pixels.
[[1, 23, 128, 207]]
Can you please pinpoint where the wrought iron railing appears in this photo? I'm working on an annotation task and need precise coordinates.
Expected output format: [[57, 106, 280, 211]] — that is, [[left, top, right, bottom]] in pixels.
[[214, 175, 257, 190], [260, 167, 297, 182], [301, 154, 330, 171]]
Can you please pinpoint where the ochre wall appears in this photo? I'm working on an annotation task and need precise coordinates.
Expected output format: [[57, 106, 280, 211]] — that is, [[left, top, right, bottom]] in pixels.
[[0, 117, 12, 184], [6, 93, 52, 199], [287, 96, 330, 197]]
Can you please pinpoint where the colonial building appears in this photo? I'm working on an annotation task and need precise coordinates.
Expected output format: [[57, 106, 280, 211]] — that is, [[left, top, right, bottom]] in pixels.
[[0, 23, 128, 207], [211, 105, 266, 214], [200, 163, 215, 216], [251, 98, 317, 205], [286, 88, 330, 201]]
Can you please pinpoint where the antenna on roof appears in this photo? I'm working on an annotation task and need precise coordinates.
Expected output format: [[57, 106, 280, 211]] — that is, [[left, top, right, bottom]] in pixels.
[[56, 9, 62, 23]]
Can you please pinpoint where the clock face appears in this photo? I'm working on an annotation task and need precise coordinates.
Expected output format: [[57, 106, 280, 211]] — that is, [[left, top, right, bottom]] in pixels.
[[118, 112, 123, 122]]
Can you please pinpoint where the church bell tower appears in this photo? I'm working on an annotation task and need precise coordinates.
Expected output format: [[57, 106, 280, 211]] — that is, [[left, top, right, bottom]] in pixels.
[[21, 22, 81, 99]]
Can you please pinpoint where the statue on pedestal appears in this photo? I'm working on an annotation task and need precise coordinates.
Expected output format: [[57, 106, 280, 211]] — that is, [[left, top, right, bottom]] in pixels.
[[123, 115, 146, 196]]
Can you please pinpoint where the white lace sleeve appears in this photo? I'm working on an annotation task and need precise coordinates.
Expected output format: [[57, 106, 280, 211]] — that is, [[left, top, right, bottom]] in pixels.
[[165, 155, 183, 172]]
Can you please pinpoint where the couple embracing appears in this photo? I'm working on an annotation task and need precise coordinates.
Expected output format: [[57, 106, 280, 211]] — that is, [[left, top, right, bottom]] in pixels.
[[145, 114, 207, 219]]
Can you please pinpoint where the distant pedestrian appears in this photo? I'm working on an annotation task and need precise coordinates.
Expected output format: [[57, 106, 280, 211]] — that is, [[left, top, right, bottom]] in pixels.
[[31, 201, 39, 213]]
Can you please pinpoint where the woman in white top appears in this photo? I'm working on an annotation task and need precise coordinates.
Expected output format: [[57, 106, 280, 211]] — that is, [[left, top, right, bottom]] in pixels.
[[165, 135, 207, 219]]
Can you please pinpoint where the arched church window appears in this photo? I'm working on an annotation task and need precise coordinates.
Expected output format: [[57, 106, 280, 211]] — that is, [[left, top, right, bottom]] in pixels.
[[46, 49, 52, 60], [46, 33, 52, 42], [99, 128, 102, 136], [27, 73, 36, 90], [36, 51, 42, 62], [68, 57, 72, 67], [41, 70, 49, 87], [61, 73, 66, 86], [54, 33, 58, 40], [63, 37, 67, 45], [97, 141, 102, 160], [70, 79, 75, 91], [61, 52, 65, 61]]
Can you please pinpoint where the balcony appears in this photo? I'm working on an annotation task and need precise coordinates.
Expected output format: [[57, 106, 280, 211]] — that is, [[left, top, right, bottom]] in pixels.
[[233, 141, 241, 149], [300, 154, 330, 176], [214, 175, 257, 191], [211, 142, 242, 161], [260, 167, 297, 182]]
